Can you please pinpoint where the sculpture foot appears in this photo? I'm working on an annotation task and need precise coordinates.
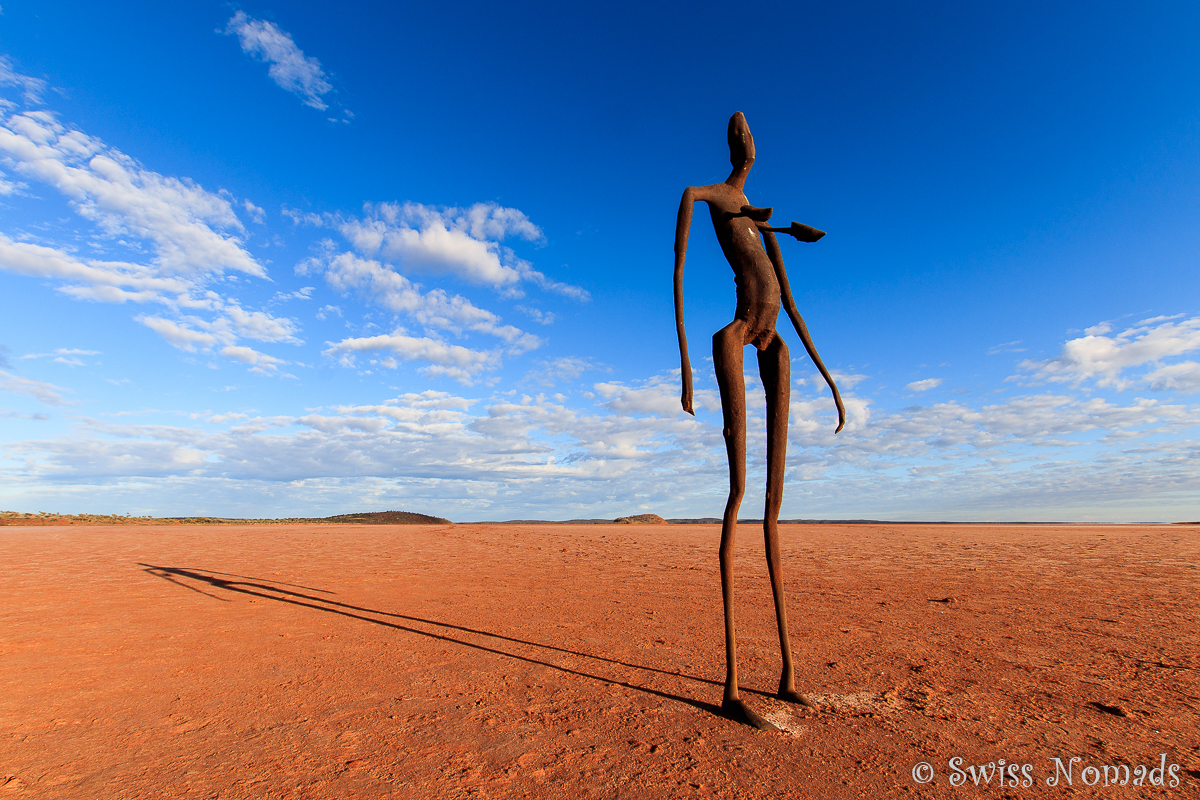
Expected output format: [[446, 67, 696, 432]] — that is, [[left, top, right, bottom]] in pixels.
[[777, 688, 817, 709], [721, 698, 780, 732]]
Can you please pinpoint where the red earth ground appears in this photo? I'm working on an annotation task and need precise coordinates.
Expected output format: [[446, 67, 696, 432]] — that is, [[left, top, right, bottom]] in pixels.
[[1, 523, 1198, 799]]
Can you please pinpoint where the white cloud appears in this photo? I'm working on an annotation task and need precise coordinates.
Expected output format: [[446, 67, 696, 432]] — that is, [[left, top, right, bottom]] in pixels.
[[0, 369, 70, 405], [0, 110, 263, 282], [521, 269, 590, 302], [1145, 361, 1200, 393], [517, 305, 555, 325], [906, 377, 942, 392], [987, 340, 1026, 355], [294, 202, 586, 305], [802, 393, 1197, 462], [830, 370, 869, 389], [329, 391, 477, 435], [795, 369, 868, 390], [273, 286, 314, 302], [206, 412, 248, 423], [135, 305, 300, 357], [0, 233, 193, 303], [136, 315, 218, 352], [525, 356, 597, 386], [337, 202, 588, 300], [242, 198, 266, 224], [281, 205, 325, 227], [20, 348, 101, 362], [1018, 314, 1200, 389], [316, 304, 341, 320], [340, 202, 533, 287], [312, 250, 540, 352], [323, 333, 497, 384], [0, 410, 52, 421], [221, 345, 284, 373], [224, 12, 336, 112], [0, 72, 306, 377], [0, 167, 25, 195], [0, 55, 47, 104], [594, 376, 721, 415], [219, 304, 302, 344]]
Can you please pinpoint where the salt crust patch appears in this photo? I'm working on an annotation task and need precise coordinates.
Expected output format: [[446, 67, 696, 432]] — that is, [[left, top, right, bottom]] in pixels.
[[807, 691, 891, 713], [759, 710, 807, 735]]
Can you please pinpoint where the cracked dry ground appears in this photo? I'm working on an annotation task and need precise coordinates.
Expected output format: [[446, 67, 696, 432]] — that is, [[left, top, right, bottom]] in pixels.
[[1, 523, 1198, 798]]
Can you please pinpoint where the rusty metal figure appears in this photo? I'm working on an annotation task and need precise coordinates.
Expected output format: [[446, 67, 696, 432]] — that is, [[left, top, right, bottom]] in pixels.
[[674, 112, 845, 730]]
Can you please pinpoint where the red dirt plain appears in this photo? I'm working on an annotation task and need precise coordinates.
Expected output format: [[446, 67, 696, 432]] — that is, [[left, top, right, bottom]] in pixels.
[[2, 522, 1198, 799]]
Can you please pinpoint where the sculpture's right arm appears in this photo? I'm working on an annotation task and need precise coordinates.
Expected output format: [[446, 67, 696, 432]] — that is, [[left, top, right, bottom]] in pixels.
[[674, 187, 697, 415]]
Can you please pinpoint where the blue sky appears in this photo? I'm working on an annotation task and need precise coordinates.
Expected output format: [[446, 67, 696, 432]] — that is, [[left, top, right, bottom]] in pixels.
[[2, 2, 1199, 521]]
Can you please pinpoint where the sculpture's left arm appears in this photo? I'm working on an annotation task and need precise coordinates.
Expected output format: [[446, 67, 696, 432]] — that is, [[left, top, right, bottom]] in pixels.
[[763, 230, 846, 434]]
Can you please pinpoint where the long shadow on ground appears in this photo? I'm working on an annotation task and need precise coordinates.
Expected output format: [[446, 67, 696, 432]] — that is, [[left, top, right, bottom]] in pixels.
[[139, 563, 737, 717]]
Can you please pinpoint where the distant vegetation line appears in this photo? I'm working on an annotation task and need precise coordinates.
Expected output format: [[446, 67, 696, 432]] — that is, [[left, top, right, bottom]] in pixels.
[[0, 510, 451, 526]]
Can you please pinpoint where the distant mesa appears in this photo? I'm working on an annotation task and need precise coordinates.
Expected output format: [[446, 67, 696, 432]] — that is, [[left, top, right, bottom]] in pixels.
[[613, 514, 668, 525], [319, 511, 451, 525]]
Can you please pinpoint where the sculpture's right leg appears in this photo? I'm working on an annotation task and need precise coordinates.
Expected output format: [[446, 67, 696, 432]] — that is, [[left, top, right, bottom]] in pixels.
[[713, 322, 778, 732], [759, 335, 816, 709]]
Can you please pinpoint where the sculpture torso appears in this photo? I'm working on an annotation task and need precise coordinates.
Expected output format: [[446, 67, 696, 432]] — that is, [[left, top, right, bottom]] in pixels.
[[705, 184, 781, 349]]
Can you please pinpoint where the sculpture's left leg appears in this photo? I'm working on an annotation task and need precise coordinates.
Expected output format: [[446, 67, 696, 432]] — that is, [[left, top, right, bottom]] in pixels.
[[758, 335, 815, 708]]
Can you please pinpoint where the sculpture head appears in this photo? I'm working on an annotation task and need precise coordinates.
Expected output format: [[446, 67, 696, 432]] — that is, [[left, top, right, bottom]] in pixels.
[[726, 112, 754, 189]]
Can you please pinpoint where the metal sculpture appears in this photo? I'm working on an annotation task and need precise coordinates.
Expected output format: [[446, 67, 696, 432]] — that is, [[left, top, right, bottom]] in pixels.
[[673, 112, 845, 730]]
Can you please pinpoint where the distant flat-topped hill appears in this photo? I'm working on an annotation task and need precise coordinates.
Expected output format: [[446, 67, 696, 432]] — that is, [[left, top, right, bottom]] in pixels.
[[318, 511, 451, 525]]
